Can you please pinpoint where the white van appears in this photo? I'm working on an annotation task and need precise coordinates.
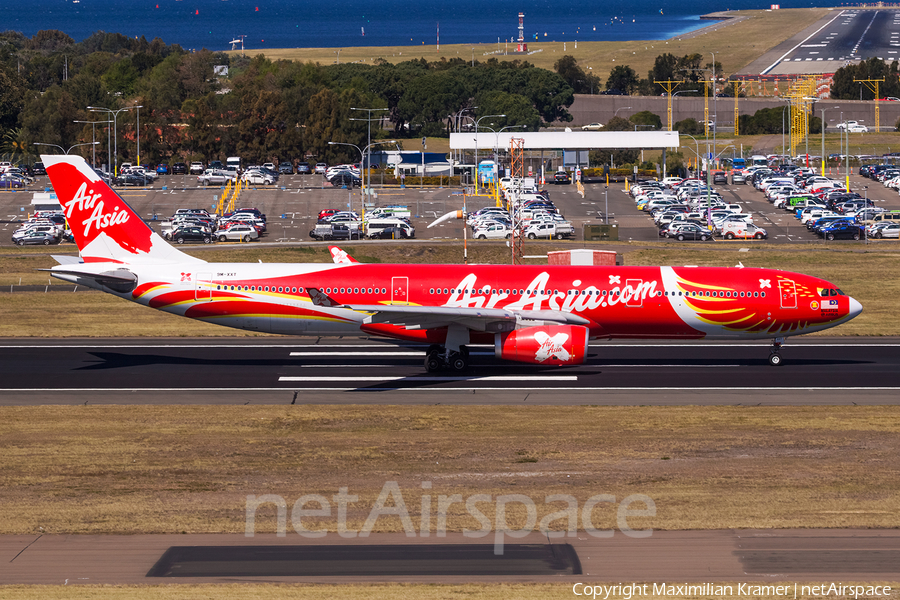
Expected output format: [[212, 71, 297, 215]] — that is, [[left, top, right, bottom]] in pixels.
[[226, 157, 242, 173], [366, 218, 414, 238]]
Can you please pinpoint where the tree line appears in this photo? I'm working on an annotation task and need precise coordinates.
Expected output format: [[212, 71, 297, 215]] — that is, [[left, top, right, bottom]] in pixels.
[[0, 29, 576, 167]]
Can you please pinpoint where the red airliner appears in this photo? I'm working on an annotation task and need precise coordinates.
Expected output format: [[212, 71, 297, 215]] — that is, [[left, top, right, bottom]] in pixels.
[[43, 155, 862, 369]]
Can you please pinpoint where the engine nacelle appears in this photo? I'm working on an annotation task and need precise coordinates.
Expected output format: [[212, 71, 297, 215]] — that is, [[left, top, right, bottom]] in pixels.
[[494, 325, 588, 365]]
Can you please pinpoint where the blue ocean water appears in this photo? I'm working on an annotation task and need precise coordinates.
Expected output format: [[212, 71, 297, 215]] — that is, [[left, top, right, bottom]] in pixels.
[[1, 0, 827, 51]]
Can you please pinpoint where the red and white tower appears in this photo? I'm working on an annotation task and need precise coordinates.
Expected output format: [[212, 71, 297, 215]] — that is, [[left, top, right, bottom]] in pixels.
[[517, 12, 527, 52]]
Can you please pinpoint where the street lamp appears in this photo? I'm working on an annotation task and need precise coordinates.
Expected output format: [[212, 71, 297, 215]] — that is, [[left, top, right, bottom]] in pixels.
[[820, 105, 839, 176], [350, 107, 390, 198], [481, 124, 526, 169], [775, 97, 790, 162], [87, 105, 138, 176], [474, 113, 505, 194], [73, 119, 112, 167], [614, 106, 632, 118], [683, 134, 701, 176], [33, 141, 99, 155], [328, 140, 396, 219]]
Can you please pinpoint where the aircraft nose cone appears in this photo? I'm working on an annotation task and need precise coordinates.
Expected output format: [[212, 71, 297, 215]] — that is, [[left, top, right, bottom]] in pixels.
[[847, 296, 863, 320]]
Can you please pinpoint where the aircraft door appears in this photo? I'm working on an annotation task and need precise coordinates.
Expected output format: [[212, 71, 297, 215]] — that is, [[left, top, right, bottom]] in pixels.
[[779, 279, 797, 309], [625, 279, 644, 307], [391, 276, 409, 305], [195, 272, 213, 301]]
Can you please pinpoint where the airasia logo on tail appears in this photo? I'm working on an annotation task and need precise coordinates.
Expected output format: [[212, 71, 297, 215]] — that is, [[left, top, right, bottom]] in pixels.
[[495, 325, 588, 366], [65, 182, 130, 238]]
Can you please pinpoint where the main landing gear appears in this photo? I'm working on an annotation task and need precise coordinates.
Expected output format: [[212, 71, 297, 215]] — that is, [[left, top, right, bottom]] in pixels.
[[768, 337, 785, 367], [425, 344, 469, 372]]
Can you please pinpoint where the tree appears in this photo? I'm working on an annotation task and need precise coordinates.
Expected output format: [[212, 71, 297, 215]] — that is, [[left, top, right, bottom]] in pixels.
[[831, 58, 900, 99], [606, 65, 638, 95], [647, 53, 678, 86], [604, 116, 633, 131], [630, 110, 662, 130], [554, 55, 601, 95], [675, 118, 703, 135]]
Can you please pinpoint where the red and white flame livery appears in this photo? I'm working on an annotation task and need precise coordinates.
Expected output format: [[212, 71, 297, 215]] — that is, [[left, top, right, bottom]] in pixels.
[[43, 155, 862, 368]]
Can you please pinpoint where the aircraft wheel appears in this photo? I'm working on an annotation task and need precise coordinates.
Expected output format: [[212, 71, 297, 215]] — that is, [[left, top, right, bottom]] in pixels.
[[768, 352, 783, 367], [425, 352, 444, 373], [449, 352, 468, 372]]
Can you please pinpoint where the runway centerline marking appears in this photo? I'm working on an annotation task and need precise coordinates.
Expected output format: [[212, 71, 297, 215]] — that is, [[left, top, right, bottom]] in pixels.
[[278, 376, 579, 382]]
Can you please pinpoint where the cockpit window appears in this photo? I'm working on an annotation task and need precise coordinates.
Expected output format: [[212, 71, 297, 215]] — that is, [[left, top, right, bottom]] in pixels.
[[836, 289, 846, 296]]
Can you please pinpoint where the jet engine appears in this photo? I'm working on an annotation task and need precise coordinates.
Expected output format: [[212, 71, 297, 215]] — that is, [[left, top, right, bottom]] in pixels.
[[494, 325, 588, 365]]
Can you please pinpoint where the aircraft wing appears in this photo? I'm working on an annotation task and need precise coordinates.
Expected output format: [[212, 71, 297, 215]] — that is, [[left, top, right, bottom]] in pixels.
[[306, 288, 589, 332]]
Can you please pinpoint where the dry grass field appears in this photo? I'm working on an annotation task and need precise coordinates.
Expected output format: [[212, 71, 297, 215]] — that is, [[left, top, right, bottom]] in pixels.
[[243, 9, 832, 81], [1, 405, 898, 535]]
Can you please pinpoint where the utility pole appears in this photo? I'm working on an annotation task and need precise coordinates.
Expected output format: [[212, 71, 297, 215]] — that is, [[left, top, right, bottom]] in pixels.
[[350, 107, 390, 206], [654, 80, 682, 131], [854, 78, 885, 131]]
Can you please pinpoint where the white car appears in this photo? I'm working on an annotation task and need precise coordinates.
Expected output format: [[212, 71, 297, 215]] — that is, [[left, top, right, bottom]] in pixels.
[[473, 224, 512, 239], [242, 170, 274, 185], [581, 122, 604, 131], [848, 124, 869, 133], [217, 225, 259, 243], [722, 222, 767, 240], [189, 162, 204, 174], [523, 221, 574, 240], [835, 120, 859, 130]]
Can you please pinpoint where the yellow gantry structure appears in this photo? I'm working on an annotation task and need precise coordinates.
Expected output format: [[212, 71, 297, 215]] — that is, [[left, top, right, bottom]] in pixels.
[[788, 77, 817, 158], [216, 177, 243, 215], [734, 81, 740, 136], [655, 80, 682, 131], [854, 78, 884, 132]]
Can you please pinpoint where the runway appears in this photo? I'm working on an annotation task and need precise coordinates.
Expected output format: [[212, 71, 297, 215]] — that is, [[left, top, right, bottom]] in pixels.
[[2, 529, 898, 584], [1, 337, 899, 404]]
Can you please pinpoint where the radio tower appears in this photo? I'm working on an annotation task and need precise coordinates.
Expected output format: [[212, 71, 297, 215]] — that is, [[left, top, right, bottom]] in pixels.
[[517, 13, 527, 52]]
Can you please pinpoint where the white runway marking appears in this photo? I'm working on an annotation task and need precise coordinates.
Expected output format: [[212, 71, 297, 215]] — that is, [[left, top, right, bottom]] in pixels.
[[278, 375, 579, 382], [2, 386, 899, 392]]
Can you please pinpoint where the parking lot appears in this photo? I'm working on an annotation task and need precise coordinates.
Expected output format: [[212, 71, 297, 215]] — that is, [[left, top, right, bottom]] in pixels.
[[2, 168, 899, 249]]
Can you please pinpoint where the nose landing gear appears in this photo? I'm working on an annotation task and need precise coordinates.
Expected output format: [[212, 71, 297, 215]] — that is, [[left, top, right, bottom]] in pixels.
[[768, 337, 785, 366]]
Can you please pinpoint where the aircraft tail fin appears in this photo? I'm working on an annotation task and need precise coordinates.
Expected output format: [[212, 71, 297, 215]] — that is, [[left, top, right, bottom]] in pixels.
[[329, 246, 359, 264], [43, 154, 203, 265]]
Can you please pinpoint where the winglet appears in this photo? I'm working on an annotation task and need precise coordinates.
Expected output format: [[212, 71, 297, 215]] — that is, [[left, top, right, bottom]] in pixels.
[[329, 246, 359, 264], [307, 287, 341, 308]]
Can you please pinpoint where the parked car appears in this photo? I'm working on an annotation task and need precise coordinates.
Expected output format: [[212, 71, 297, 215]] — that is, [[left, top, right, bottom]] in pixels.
[[370, 226, 412, 239], [242, 170, 274, 185], [554, 171, 571, 184], [722, 222, 768, 240], [667, 223, 714, 241], [870, 222, 900, 239], [172, 227, 213, 244], [309, 223, 361, 241], [156, 163, 169, 175], [315, 163, 328, 174], [820, 221, 864, 240], [848, 124, 869, 133], [278, 162, 294, 175], [217, 225, 259, 242], [523, 222, 574, 240], [328, 171, 361, 188], [0, 174, 27, 188], [32, 162, 46, 176], [189, 161, 205, 174], [473, 224, 512, 239], [113, 173, 149, 186], [581, 122, 604, 131], [296, 162, 311, 174], [197, 169, 231, 186], [14, 229, 59, 246], [171, 162, 188, 174]]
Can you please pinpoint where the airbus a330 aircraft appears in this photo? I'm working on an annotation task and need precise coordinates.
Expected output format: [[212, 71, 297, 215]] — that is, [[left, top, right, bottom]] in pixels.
[[43, 154, 862, 370]]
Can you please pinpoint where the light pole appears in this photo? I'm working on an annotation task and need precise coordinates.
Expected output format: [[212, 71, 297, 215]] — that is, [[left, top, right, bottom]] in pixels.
[[350, 107, 390, 200], [134, 105, 143, 166], [683, 134, 701, 177], [481, 124, 526, 172], [449, 106, 476, 172], [474, 113, 505, 194], [73, 119, 112, 168], [87, 105, 138, 176], [33, 141, 99, 155], [776, 98, 790, 162], [615, 106, 632, 119], [328, 140, 396, 219], [711, 52, 717, 168], [820, 105, 839, 176]]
